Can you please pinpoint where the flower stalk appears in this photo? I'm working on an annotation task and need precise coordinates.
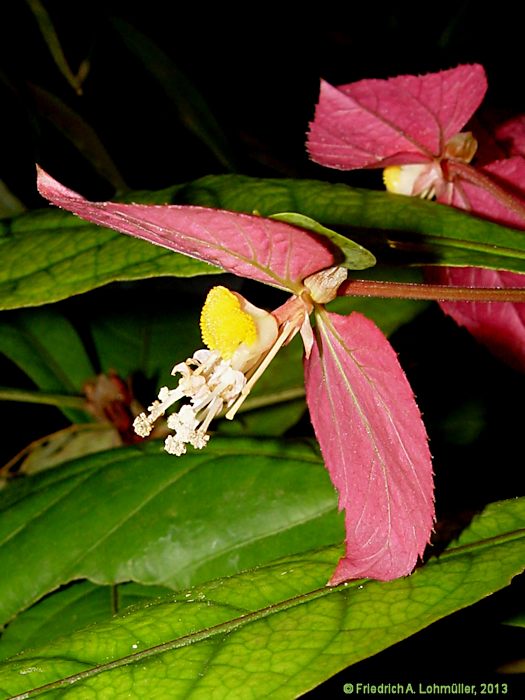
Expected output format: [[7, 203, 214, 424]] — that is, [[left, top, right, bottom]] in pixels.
[[339, 279, 525, 302]]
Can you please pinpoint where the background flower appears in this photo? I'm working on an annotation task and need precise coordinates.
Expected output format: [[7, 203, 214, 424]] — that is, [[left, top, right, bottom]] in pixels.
[[307, 64, 525, 370]]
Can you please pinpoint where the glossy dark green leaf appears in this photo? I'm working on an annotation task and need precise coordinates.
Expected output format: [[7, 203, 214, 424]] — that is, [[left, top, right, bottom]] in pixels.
[[0, 205, 220, 310], [87, 286, 202, 388], [452, 497, 525, 547], [0, 497, 523, 698], [0, 437, 342, 627], [217, 398, 307, 438]]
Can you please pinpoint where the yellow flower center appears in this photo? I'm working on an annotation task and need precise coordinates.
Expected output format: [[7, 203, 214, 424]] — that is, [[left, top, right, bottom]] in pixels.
[[200, 286, 257, 359]]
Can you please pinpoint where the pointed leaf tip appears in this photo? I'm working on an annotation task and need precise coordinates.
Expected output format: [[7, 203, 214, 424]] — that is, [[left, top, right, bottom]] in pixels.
[[307, 64, 487, 171], [36, 167, 339, 293], [304, 310, 434, 582]]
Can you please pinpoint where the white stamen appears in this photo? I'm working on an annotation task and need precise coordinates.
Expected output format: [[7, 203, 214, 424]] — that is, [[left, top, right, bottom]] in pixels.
[[191, 431, 209, 450], [164, 435, 187, 456], [134, 348, 248, 455], [133, 413, 154, 437], [198, 396, 224, 434]]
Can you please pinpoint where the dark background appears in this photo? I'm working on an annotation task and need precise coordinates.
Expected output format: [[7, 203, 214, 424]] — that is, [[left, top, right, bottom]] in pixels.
[[2, 1, 525, 201], [1, 1, 524, 696]]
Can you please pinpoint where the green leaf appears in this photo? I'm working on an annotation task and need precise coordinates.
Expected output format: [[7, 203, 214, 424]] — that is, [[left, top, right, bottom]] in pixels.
[[0, 581, 171, 661], [452, 498, 525, 547], [0, 438, 342, 626], [87, 285, 202, 389], [0, 206, 220, 310], [217, 398, 306, 438], [0, 307, 94, 422], [270, 211, 376, 270], [179, 175, 525, 272], [0, 497, 523, 698]]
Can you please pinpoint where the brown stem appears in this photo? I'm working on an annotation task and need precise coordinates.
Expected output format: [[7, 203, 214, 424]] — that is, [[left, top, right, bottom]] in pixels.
[[338, 279, 525, 302]]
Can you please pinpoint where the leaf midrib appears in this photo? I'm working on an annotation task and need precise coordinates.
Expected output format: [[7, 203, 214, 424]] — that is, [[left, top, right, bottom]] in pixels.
[[7, 527, 525, 700]]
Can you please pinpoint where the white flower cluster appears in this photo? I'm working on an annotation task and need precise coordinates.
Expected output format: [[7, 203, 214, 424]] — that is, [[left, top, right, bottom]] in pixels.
[[133, 349, 246, 456]]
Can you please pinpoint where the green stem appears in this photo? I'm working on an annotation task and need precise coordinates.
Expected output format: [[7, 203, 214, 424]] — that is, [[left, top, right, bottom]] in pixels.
[[0, 386, 87, 410], [339, 279, 525, 302]]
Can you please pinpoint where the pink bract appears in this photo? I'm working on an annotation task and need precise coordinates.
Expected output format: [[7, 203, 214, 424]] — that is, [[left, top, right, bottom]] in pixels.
[[305, 311, 434, 582], [307, 65, 487, 170]]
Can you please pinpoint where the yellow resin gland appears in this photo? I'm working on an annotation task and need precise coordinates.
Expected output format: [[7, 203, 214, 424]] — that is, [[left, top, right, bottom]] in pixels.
[[200, 286, 257, 359]]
